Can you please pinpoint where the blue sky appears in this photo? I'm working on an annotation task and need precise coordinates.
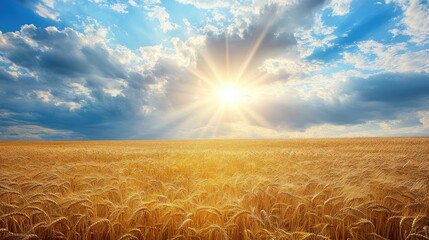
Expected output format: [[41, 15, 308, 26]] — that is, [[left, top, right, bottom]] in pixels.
[[0, 0, 428, 140]]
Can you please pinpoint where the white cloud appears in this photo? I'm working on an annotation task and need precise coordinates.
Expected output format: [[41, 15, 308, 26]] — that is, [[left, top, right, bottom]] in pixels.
[[103, 88, 123, 97], [70, 83, 92, 97], [182, 18, 196, 34], [128, 0, 138, 7], [312, 14, 336, 36], [387, 0, 429, 44], [91, 1, 141, 14], [259, 58, 322, 76], [143, 0, 161, 4], [418, 111, 429, 128], [146, 6, 177, 32], [170, 35, 206, 67], [0, 110, 14, 118], [139, 45, 164, 68], [34, 3, 60, 21], [343, 40, 429, 72], [82, 17, 111, 44], [176, 0, 293, 10], [202, 24, 220, 35], [110, 3, 128, 13], [296, 14, 337, 57], [42, 0, 56, 9], [128, 0, 161, 6], [328, 0, 352, 16], [103, 79, 128, 97], [35, 90, 53, 103], [212, 12, 226, 22], [175, 0, 231, 9], [35, 90, 83, 111], [141, 105, 155, 115]]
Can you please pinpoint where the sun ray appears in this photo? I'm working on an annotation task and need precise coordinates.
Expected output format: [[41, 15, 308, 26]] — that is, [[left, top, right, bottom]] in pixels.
[[186, 68, 217, 88], [197, 105, 225, 138], [225, 34, 230, 79], [151, 16, 276, 139], [234, 106, 253, 127], [199, 50, 224, 84], [241, 105, 271, 128], [152, 98, 210, 135], [235, 19, 274, 81], [244, 71, 271, 87]]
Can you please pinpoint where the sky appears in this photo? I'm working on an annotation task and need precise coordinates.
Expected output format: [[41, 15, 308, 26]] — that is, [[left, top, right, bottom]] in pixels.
[[0, 0, 428, 140]]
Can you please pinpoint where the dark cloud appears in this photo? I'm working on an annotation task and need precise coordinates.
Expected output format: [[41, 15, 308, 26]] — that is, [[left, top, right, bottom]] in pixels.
[[0, 67, 14, 82], [163, 1, 328, 109], [197, 0, 327, 81], [257, 72, 429, 130], [346, 73, 429, 103], [0, 24, 155, 139], [1, 1, 427, 139], [0, 25, 124, 78]]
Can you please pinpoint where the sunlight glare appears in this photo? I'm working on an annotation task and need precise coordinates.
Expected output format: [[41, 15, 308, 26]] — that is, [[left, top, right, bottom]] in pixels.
[[217, 85, 244, 105]]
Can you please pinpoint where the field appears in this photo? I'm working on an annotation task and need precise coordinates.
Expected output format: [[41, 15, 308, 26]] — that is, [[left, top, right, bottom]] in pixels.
[[0, 138, 428, 240]]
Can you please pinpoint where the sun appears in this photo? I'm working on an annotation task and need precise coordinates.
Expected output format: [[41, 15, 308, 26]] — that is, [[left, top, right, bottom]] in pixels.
[[217, 84, 244, 105]]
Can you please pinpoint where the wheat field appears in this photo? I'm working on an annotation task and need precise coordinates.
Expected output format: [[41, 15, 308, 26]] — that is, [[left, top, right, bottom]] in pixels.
[[0, 138, 428, 240]]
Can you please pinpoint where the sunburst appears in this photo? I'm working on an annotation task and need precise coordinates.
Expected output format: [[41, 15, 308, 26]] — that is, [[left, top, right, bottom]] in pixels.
[[153, 22, 275, 138]]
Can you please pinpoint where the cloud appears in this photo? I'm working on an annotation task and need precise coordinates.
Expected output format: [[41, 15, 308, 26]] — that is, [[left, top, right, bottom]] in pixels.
[[190, 1, 327, 82], [259, 58, 322, 80], [308, 7, 394, 61], [0, 124, 77, 140], [110, 3, 128, 13], [127, 0, 160, 7], [34, 2, 60, 21], [255, 72, 429, 131], [35, 90, 83, 111], [146, 6, 177, 32], [42, 0, 56, 8], [2, 0, 429, 140], [0, 24, 160, 139], [90, 1, 131, 14], [418, 111, 429, 128], [387, 0, 429, 44], [141, 1, 329, 118], [343, 40, 429, 72], [175, 0, 231, 9], [345, 73, 429, 103], [328, 0, 352, 16]]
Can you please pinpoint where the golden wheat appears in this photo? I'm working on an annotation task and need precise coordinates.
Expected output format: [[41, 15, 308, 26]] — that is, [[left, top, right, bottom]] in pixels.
[[0, 138, 428, 239]]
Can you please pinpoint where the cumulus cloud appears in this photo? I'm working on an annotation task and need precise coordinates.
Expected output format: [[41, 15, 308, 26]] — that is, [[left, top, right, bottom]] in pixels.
[[146, 6, 177, 32], [2, 0, 429, 139], [143, 0, 422, 138], [140, 0, 330, 117], [189, 1, 327, 83], [0, 24, 159, 138]]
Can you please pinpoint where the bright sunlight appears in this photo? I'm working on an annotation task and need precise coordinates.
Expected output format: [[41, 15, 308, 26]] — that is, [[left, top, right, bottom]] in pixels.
[[217, 84, 244, 105]]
